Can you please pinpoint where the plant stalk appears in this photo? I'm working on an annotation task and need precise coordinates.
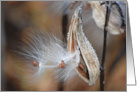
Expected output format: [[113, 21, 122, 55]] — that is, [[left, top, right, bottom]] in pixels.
[[100, 1, 111, 91]]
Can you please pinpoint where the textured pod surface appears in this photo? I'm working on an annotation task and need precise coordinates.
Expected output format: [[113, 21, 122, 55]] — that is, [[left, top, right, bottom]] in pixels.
[[67, 6, 100, 85]]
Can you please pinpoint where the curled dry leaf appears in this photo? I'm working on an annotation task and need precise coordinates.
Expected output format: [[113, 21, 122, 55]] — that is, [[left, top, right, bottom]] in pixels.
[[67, 6, 100, 85], [88, 1, 126, 35]]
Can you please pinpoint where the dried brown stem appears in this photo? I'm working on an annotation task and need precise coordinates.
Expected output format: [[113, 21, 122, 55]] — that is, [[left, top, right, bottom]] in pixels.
[[100, 1, 111, 91]]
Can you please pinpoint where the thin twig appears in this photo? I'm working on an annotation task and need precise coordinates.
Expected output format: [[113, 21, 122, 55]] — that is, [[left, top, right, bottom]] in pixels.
[[100, 1, 111, 91]]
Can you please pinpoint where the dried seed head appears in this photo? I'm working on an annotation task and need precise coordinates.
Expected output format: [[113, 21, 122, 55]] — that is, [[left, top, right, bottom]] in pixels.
[[17, 30, 81, 82]]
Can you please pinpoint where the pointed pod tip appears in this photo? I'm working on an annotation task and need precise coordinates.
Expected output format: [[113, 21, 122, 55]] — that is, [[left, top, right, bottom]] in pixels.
[[74, 5, 82, 17]]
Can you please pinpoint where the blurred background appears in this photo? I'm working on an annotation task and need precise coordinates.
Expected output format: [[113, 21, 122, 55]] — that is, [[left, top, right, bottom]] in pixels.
[[1, 1, 126, 91]]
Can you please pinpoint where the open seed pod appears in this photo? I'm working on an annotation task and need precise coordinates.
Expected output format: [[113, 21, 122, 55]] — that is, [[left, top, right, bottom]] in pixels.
[[67, 6, 100, 85]]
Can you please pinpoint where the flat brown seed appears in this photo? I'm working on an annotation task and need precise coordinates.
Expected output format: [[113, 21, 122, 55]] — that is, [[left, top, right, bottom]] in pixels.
[[33, 61, 39, 67], [59, 60, 65, 68], [79, 63, 85, 70], [77, 67, 87, 78]]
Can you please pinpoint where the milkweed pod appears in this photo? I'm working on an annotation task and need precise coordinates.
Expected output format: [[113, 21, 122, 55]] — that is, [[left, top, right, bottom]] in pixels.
[[67, 6, 100, 85]]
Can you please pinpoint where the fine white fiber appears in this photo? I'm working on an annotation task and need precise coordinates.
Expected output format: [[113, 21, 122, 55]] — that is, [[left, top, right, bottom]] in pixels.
[[16, 30, 80, 82]]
